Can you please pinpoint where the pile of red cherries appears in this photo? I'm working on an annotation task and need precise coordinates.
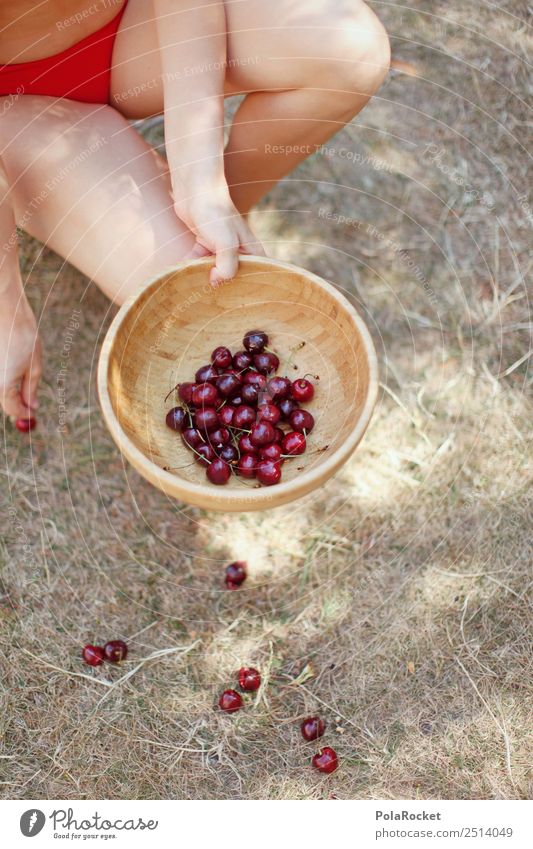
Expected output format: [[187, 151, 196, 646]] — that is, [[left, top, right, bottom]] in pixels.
[[165, 329, 317, 486]]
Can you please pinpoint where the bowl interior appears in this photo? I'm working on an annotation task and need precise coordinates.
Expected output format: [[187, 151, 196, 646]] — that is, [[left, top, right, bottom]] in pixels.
[[104, 258, 373, 500]]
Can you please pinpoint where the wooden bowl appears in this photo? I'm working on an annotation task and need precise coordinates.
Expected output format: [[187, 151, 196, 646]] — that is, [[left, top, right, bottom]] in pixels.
[[97, 256, 378, 512]]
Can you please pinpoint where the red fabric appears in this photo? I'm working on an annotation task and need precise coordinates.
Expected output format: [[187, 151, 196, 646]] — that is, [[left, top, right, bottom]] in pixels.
[[0, 2, 128, 105]]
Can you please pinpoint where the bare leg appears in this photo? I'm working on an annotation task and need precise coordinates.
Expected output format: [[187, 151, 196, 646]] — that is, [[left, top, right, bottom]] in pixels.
[[0, 97, 195, 304], [111, 0, 390, 212]]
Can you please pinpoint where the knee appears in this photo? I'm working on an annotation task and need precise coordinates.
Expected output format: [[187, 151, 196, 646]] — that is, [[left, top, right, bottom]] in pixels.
[[318, 3, 391, 98]]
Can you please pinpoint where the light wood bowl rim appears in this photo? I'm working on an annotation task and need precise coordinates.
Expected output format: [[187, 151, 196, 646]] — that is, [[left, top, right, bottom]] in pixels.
[[97, 255, 378, 511]]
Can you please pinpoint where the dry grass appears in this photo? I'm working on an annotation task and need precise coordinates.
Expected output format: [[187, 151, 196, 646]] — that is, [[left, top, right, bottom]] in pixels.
[[1, 0, 531, 799]]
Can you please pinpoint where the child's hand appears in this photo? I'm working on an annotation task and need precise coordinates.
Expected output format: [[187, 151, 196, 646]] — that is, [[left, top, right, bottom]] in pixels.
[[173, 186, 265, 287], [0, 302, 42, 419]]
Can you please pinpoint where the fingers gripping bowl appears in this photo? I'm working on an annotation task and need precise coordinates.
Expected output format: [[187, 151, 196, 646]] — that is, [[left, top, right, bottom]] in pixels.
[[97, 256, 378, 512]]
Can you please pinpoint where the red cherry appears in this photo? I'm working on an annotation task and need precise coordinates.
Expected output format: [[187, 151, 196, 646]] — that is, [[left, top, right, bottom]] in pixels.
[[218, 689, 244, 712], [254, 352, 279, 375], [216, 373, 241, 398], [82, 645, 105, 667], [279, 398, 299, 420], [238, 434, 258, 455], [289, 409, 315, 433], [238, 667, 261, 692], [211, 346, 232, 369], [241, 384, 259, 405], [256, 459, 282, 486], [218, 405, 235, 427], [259, 443, 282, 462], [103, 640, 128, 663], [165, 406, 187, 431], [233, 405, 256, 429], [267, 376, 292, 401], [281, 431, 306, 456], [301, 716, 326, 741], [195, 443, 216, 466], [195, 364, 218, 384], [194, 407, 219, 432], [225, 561, 247, 588], [207, 427, 230, 448], [182, 427, 204, 449], [15, 417, 37, 432], [178, 382, 196, 404], [233, 350, 253, 371], [243, 329, 268, 353], [243, 371, 267, 390], [218, 444, 238, 464], [312, 747, 338, 774], [250, 421, 276, 447], [206, 458, 231, 485], [236, 454, 257, 478], [229, 394, 244, 407], [257, 402, 281, 424], [292, 378, 315, 403], [272, 427, 285, 444], [192, 382, 219, 407]]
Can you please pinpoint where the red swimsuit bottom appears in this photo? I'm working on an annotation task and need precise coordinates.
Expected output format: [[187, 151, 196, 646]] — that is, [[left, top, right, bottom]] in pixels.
[[0, 1, 128, 105]]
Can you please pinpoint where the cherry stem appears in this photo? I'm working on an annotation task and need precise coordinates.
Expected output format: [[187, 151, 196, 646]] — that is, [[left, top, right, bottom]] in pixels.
[[164, 383, 179, 403]]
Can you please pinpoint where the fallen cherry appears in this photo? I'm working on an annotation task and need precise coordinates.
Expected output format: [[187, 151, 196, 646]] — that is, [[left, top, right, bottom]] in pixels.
[[165, 406, 187, 431], [292, 378, 315, 403], [103, 640, 128, 663], [312, 747, 338, 774], [82, 644, 105, 667], [211, 346, 232, 369], [256, 459, 282, 486], [289, 409, 315, 433], [301, 716, 326, 741], [243, 329, 268, 353], [225, 561, 247, 588], [238, 667, 261, 692], [206, 458, 231, 485], [218, 689, 244, 712], [15, 417, 36, 432], [281, 431, 306, 456]]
